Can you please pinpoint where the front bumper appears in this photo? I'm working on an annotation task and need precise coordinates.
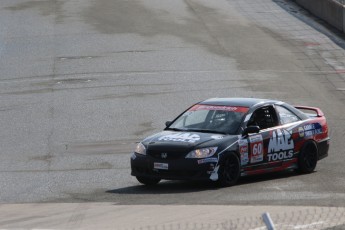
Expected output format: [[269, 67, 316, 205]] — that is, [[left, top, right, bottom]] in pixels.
[[130, 153, 218, 181]]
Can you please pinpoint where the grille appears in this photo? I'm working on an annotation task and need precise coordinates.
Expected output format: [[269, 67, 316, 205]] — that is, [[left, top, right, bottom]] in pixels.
[[147, 149, 188, 160], [133, 166, 201, 178]]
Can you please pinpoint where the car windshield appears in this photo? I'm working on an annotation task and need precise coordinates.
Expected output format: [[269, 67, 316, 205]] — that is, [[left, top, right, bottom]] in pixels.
[[167, 104, 249, 135]]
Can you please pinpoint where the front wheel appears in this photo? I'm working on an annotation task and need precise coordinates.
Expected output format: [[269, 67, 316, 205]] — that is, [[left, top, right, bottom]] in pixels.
[[218, 153, 240, 187], [136, 176, 161, 186], [298, 142, 318, 174]]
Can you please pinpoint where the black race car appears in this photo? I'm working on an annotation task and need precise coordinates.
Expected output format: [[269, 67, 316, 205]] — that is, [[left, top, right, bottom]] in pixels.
[[131, 98, 329, 186]]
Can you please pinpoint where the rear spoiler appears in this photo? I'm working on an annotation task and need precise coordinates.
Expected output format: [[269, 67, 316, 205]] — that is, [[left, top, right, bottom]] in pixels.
[[294, 106, 324, 117]]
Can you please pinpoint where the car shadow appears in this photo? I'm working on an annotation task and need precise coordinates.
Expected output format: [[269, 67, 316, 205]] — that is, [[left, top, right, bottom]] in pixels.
[[107, 170, 308, 195], [106, 180, 219, 195], [237, 169, 305, 185]]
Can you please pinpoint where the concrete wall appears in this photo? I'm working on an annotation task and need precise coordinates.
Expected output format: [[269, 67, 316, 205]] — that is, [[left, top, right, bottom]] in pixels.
[[295, 0, 345, 33]]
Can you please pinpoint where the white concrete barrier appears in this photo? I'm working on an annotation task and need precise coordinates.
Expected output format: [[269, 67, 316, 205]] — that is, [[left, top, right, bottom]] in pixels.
[[295, 0, 345, 33]]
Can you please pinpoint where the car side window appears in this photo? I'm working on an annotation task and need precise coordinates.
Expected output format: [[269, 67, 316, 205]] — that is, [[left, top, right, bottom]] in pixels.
[[276, 105, 300, 125], [247, 106, 278, 130]]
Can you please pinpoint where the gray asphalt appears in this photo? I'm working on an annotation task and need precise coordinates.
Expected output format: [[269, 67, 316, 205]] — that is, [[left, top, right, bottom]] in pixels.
[[2, 204, 345, 229], [0, 0, 345, 207]]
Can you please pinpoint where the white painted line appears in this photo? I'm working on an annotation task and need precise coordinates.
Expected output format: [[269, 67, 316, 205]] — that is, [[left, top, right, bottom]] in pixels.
[[293, 221, 325, 229]]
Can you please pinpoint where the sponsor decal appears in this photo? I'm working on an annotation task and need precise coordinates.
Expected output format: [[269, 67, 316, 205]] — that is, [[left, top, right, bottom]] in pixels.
[[298, 127, 304, 137], [267, 129, 294, 161], [197, 158, 218, 164], [303, 123, 323, 137], [249, 134, 264, 163], [209, 140, 239, 181], [210, 165, 220, 181], [154, 162, 169, 170], [239, 138, 249, 165], [189, 105, 249, 113], [158, 133, 200, 143], [211, 135, 224, 140]]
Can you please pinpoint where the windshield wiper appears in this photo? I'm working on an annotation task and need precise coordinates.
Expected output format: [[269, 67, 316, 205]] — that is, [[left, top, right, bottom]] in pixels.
[[166, 128, 227, 135], [165, 127, 186, 131]]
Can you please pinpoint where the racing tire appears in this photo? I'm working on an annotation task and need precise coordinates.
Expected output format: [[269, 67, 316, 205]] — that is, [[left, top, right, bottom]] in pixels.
[[297, 141, 318, 174], [218, 153, 240, 187], [136, 176, 161, 186]]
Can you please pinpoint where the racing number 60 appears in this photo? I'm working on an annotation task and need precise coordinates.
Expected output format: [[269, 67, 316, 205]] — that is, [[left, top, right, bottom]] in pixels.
[[249, 134, 264, 164], [252, 143, 262, 156]]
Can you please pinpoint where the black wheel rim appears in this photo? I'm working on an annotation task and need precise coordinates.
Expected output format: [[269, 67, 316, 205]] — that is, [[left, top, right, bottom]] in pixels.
[[223, 156, 239, 183], [303, 145, 317, 170]]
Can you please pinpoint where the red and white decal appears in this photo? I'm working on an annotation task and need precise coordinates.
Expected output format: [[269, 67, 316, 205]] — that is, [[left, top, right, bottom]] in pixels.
[[190, 105, 249, 113], [239, 138, 249, 165], [249, 134, 264, 163]]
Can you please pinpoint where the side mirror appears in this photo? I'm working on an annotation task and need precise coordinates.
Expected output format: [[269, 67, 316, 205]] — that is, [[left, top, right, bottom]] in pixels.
[[165, 121, 172, 127], [242, 126, 260, 137]]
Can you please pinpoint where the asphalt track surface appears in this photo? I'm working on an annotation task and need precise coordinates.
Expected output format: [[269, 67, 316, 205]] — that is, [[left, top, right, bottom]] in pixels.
[[1, 0, 345, 209]]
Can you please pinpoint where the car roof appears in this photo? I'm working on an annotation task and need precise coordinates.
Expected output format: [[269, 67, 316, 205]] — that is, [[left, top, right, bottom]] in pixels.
[[199, 98, 281, 108]]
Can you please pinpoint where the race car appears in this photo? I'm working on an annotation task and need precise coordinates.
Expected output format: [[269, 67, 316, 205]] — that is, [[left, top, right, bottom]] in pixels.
[[130, 98, 329, 186]]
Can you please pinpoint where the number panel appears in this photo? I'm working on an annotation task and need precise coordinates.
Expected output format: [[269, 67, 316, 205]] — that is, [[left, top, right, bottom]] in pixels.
[[249, 134, 264, 163]]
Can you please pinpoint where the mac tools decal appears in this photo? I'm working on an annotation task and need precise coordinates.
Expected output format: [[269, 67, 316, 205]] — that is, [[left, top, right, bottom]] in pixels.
[[158, 133, 200, 143], [267, 129, 294, 161]]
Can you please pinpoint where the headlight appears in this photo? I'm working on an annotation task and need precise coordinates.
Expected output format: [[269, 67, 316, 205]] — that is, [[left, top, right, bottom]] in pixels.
[[134, 142, 146, 155], [185, 147, 218, 158]]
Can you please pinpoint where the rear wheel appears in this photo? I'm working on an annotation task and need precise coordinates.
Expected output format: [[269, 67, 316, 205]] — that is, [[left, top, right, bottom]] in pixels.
[[136, 176, 161, 186], [298, 142, 318, 173], [218, 153, 240, 187]]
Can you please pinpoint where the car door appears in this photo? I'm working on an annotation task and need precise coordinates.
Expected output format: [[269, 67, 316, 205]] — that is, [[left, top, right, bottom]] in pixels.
[[245, 105, 283, 167], [268, 105, 302, 162]]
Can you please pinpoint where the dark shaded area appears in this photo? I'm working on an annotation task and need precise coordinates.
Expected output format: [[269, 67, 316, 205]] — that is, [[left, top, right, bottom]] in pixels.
[[4, 0, 65, 23], [323, 224, 345, 230], [275, 0, 345, 50], [107, 170, 300, 195], [107, 180, 218, 195], [81, 0, 232, 57]]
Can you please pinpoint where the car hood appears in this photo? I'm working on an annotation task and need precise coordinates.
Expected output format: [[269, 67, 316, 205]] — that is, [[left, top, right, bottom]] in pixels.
[[143, 131, 234, 151]]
